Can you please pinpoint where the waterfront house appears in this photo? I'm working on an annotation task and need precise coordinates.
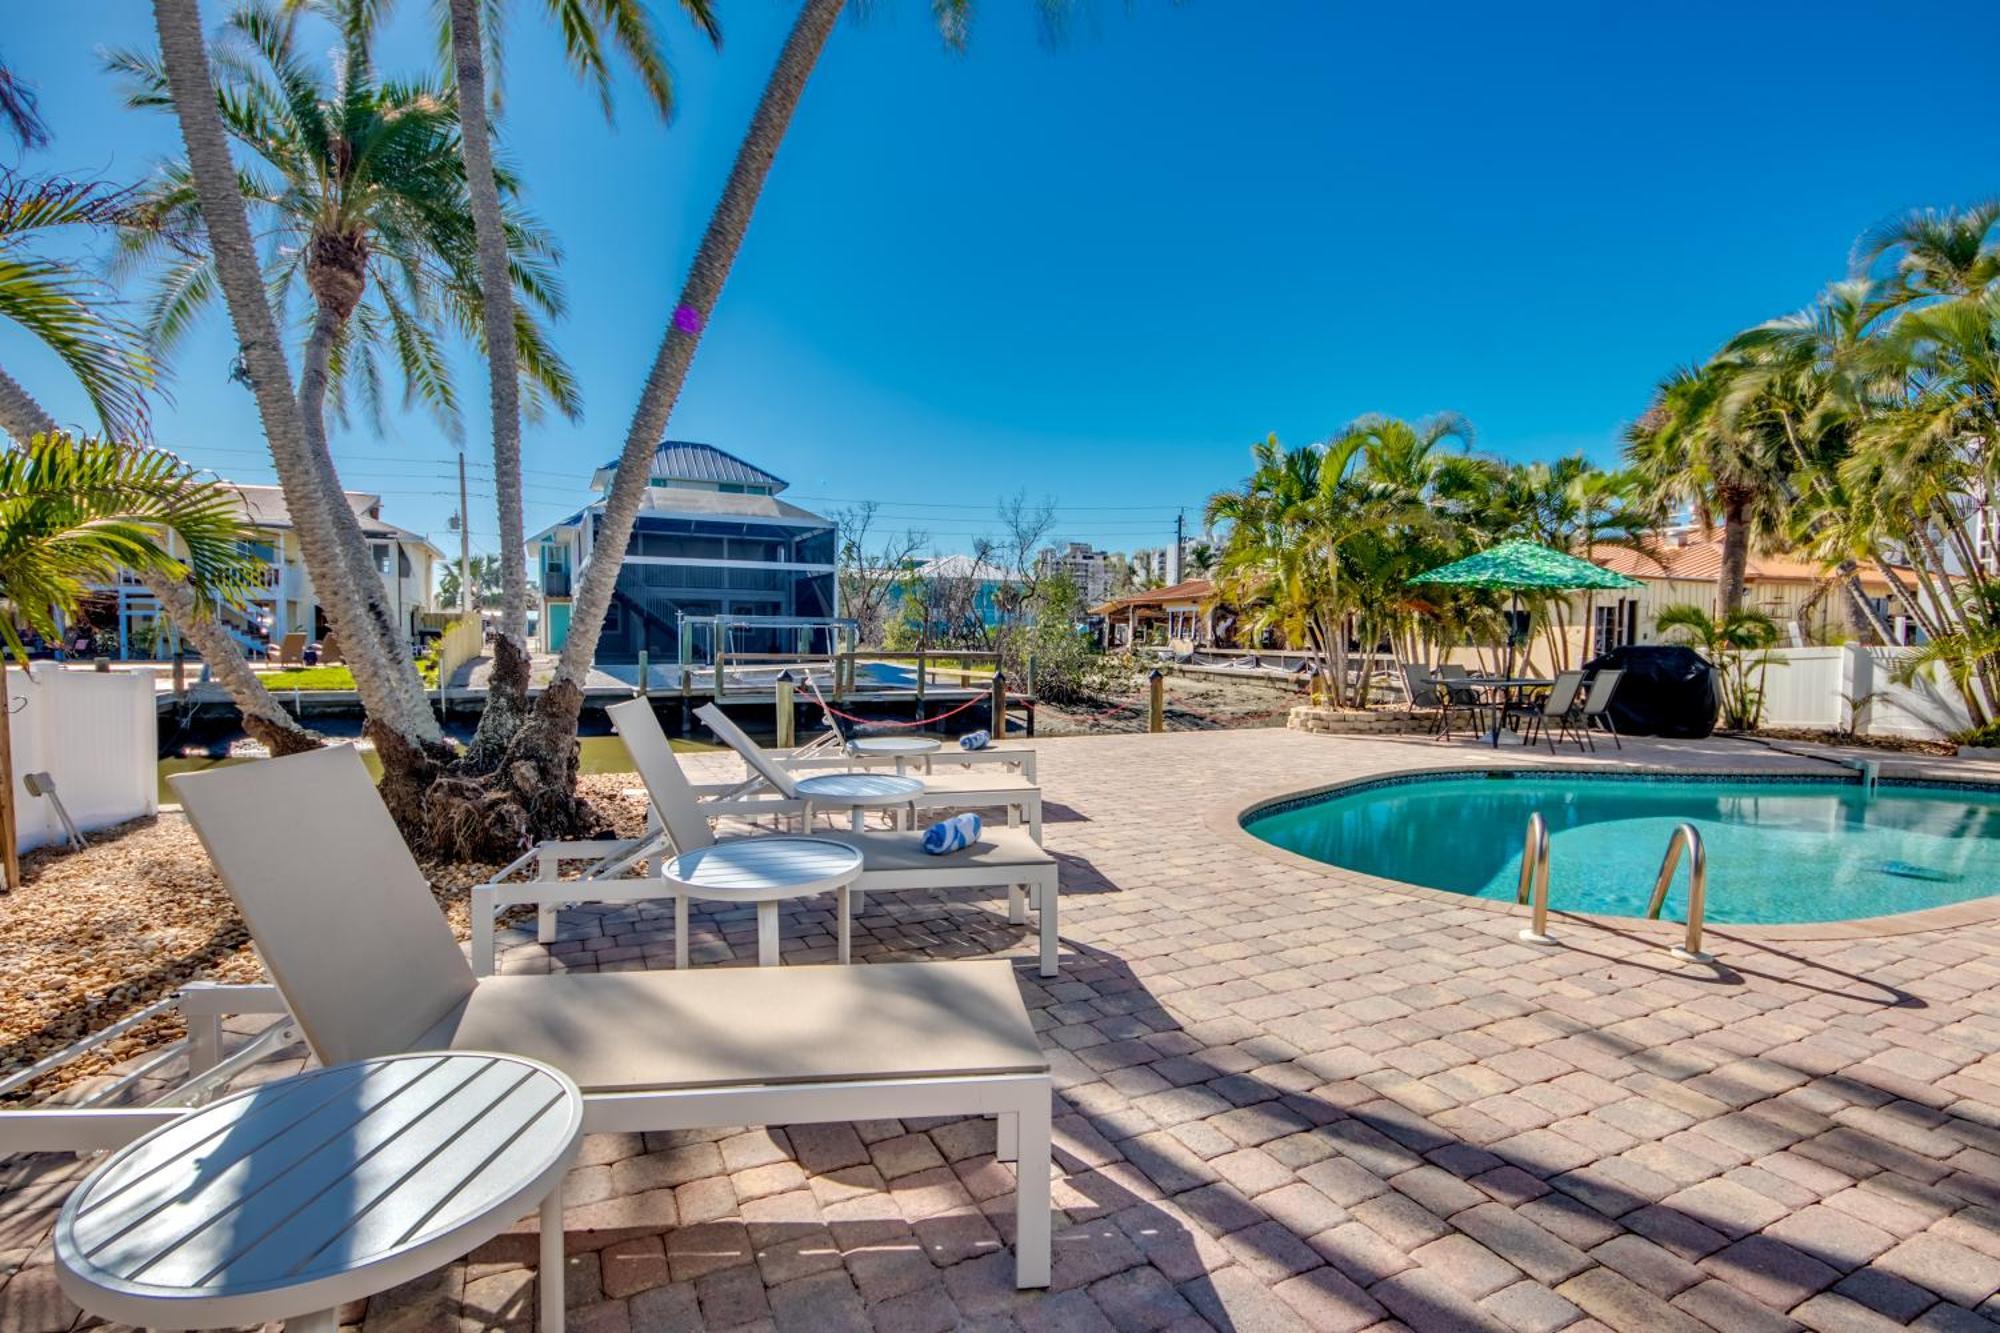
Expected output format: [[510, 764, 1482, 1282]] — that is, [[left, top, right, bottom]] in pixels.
[[531, 442, 837, 663], [1092, 578, 1219, 652], [93, 484, 439, 660]]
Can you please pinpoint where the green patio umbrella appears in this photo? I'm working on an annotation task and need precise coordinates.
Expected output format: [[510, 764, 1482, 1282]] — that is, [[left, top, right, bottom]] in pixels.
[[1408, 539, 1642, 674]]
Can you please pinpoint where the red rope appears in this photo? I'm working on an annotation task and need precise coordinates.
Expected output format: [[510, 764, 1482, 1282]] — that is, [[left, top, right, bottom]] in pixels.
[[818, 692, 992, 730], [801, 673, 1001, 730]]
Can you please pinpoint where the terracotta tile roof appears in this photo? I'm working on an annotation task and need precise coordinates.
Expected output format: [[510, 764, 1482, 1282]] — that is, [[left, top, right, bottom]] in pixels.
[[1585, 537, 1923, 592], [1091, 578, 1214, 616]]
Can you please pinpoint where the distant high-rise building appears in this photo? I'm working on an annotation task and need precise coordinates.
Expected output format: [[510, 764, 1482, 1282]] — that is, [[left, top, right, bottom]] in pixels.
[[1038, 542, 1115, 605]]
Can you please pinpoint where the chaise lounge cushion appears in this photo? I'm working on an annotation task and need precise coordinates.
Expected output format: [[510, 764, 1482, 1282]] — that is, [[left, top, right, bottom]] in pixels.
[[909, 771, 1038, 799], [417, 962, 1046, 1092], [810, 826, 1054, 873]]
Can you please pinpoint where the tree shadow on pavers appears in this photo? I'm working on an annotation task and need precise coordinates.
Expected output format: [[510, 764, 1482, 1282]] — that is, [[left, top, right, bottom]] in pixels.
[[1013, 941, 2000, 1331], [1534, 915, 1924, 1007]]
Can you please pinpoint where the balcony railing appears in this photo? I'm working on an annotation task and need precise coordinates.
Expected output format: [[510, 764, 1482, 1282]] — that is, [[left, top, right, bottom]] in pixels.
[[542, 571, 572, 598]]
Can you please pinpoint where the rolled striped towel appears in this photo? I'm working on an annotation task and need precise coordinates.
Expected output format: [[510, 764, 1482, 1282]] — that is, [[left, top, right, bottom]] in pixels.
[[959, 729, 991, 751], [922, 812, 982, 855]]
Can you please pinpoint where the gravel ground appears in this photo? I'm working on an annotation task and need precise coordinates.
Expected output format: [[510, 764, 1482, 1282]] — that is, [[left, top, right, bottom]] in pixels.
[[1035, 667, 1305, 735], [0, 773, 652, 1104]]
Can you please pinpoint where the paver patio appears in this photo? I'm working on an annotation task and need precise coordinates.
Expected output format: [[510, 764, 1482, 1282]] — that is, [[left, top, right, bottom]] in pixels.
[[7, 727, 2000, 1331]]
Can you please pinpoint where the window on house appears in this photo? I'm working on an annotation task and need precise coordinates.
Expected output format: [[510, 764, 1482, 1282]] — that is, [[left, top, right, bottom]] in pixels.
[[371, 544, 389, 574]]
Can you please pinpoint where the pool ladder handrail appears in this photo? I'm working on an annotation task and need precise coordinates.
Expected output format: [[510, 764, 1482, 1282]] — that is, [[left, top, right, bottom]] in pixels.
[[1643, 822, 1714, 963], [1516, 812, 1555, 944]]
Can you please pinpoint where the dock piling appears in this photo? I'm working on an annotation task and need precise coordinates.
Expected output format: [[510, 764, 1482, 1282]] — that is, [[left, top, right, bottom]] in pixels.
[[775, 671, 796, 749]]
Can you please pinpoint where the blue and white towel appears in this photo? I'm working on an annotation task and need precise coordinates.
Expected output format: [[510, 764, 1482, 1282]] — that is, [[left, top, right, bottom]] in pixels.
[[959, 729, 991, 751], [922, 812, 982, 855]]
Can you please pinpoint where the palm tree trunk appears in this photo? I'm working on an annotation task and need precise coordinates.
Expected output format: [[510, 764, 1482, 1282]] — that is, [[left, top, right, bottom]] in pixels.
[[150, 0, 443, 765], [146, 574, 321, 754], [1836, 563, 1890, 645], [0, 354, 320, 755], [0, 364, 54, 446], [446, 0, 533, 771], [549, 0, 846, 693], [1718, 493, 1751, 614], [296, 295, 427, 678], [426, 0, 848, 861]]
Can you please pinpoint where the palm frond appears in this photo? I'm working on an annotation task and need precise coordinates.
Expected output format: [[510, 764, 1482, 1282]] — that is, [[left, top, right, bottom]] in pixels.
[[0, 433, 259, 662]]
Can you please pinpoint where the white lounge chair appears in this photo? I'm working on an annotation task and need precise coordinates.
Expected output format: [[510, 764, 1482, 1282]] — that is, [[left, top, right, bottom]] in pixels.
[[610, 699, 1062, 978], [170, 747, 1054, 1289], [697, 703, 1045, 843]]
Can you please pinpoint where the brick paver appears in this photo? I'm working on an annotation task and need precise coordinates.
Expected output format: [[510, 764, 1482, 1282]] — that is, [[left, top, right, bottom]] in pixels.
[[6, 728, 2000, 1330]]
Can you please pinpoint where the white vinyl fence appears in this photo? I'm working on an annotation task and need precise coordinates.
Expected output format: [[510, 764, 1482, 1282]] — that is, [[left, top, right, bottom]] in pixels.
[[6, 662, 158, 853], [1749, 644, 1972, 741]]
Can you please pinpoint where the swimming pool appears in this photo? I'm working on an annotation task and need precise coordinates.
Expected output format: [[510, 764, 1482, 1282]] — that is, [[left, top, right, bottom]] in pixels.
[[1242, 772, 2000, 925]]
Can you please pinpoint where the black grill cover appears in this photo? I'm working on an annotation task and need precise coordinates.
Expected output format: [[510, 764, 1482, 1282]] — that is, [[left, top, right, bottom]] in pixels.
[[1579, 644, 1719, 739]]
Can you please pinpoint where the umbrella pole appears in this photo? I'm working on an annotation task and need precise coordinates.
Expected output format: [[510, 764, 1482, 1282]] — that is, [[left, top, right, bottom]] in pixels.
[[1505, 592, 1520, 680]]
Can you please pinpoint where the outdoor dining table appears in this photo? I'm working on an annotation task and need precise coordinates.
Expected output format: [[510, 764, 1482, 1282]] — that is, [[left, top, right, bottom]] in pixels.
[[55, 1052, 585, 1333], [1454, 676, 1557, 747]]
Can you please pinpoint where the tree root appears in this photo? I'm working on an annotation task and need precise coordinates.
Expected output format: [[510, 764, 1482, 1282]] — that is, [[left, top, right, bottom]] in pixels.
[[405, 677, 607, 863], [244, 712, 324, 757]]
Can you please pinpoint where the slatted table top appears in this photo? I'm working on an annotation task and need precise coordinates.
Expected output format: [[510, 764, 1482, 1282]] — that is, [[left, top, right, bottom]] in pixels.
[[794, 772, 927, 805], [55, 1053, 584, 1328], [848, 736, 943, 755], [663, 835, 865, 903]]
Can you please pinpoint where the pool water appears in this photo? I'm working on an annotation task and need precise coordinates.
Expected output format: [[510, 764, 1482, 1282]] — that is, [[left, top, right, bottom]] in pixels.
[[1244, 774, 2000, 924]]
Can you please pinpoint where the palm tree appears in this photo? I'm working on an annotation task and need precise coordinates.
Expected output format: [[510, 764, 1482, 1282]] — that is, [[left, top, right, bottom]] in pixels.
[[1625, 362, 1787, 615], [435, 0, 718, 766], [112, 4, 577, 445], [1205, 431, 1428, 706], [0, 175, 152, 442], [147, 0, 453, 791], [0, 68, 318, 755], [441, 0, 853, 858], [0, 433, 257, 663], [438, 551, 502, 610]]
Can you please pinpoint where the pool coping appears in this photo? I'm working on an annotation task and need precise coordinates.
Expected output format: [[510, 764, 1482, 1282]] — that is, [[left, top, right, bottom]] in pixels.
[[1209, 763, 2000, 943]]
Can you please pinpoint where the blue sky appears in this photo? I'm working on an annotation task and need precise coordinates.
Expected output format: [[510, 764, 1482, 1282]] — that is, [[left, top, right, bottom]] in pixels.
[[3, 1, 1993, 565]]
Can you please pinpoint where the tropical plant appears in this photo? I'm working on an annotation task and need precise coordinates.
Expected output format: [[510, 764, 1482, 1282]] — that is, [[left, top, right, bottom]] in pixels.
[[1204, 427, 1434, 707], [437, 552, 503, 610], [145, 0, 459, 795], [0, 432, 257, 663], [0, 62, 317, 755], [1625, 362, 1790, 615], [0, 173, 153, 442], [1656, 602, 1782, 730], [110, 3, 577, 439]]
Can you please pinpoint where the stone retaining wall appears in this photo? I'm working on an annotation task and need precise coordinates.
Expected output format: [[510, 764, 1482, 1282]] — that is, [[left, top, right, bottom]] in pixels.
[[1287, 706, 1435, 736]]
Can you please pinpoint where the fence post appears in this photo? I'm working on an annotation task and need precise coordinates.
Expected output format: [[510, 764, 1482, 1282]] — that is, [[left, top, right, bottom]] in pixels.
[[915, 648, 927, 712], [774, 671, 796, 750], [637, 649, 649, 699], [1026, 653, 1037, 701], [1149, 668, 1166, 733], [990, 670, 1007, 737]]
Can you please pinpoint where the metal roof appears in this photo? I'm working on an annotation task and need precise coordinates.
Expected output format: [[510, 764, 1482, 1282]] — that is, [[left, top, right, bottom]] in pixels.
[[594, 441, 788, 493]]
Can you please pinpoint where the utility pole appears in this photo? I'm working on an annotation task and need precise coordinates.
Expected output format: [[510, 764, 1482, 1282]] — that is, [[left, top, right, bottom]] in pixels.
[[457, 452, 473, 616], [1170, 508, 1184, 585]]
